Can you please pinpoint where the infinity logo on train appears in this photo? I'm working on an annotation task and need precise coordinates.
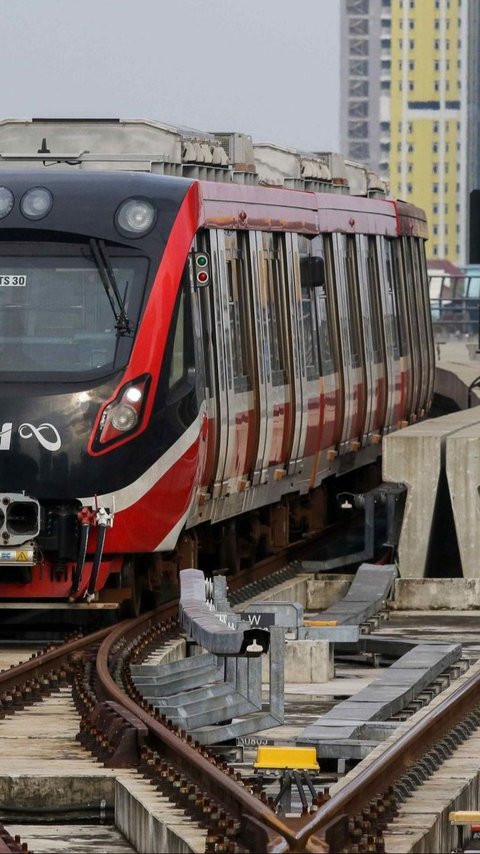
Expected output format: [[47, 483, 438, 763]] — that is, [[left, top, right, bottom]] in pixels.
[[0, 422, 62, 452]]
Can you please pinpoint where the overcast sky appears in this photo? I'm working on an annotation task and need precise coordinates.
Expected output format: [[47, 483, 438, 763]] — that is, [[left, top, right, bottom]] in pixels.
[[0, 0, 341, 153]]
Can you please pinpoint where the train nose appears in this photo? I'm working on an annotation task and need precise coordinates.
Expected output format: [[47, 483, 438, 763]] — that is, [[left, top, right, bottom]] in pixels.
[[0, 494, 40, 545]]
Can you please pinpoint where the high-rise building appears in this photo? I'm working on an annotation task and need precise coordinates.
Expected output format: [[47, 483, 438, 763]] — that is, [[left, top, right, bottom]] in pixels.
[[340, 0, 479, 264]]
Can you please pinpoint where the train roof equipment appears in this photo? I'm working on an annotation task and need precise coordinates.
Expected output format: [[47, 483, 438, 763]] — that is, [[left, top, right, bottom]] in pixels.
[[0, 117, 389, 197]]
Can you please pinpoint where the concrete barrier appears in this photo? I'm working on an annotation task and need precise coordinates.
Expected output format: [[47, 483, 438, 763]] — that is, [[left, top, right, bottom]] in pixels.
[[383, 408, 480, 578], [446, 421, 480, 579]]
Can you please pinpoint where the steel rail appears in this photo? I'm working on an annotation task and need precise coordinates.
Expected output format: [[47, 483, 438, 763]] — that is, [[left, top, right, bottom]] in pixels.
[[95, 606, 300, 852], [294, 658, 480, 851], [0, 624, 115, 693]]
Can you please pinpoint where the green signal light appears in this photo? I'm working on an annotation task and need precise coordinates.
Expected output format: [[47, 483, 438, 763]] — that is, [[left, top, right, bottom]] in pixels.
[[196, 254, 208, 267]]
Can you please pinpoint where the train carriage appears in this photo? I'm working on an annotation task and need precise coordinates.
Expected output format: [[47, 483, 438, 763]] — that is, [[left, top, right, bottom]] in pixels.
[[0, 118, 433, 606]]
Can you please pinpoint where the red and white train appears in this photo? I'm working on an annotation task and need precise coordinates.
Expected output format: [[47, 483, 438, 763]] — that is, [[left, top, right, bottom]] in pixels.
[[0, 119, 434, 608]]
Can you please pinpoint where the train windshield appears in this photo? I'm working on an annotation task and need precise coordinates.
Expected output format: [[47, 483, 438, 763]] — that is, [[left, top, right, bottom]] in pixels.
[[0, 241, 148, 376]]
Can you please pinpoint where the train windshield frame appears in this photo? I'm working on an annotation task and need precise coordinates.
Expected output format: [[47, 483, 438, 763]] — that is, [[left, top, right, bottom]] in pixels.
[[0, 239, 149, 379]]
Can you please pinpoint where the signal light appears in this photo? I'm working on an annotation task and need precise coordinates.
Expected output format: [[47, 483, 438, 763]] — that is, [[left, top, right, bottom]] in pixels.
[[194, 251, 210, 287]]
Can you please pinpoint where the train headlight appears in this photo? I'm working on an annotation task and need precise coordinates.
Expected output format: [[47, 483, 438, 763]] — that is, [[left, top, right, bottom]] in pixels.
[[110, 403, 137, 432], [115, 198, 156, 237], [0, 188, 14, 219], [20, 187, 53, 220], [90, 374, 151, 453]]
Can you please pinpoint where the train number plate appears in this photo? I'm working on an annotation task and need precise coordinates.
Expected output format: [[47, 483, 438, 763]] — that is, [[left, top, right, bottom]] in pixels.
[[0, 275, 27, 286]]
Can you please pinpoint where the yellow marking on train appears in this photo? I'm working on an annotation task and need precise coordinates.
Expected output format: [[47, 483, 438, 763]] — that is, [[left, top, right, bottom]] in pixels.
[[16, 551, 28, 561]]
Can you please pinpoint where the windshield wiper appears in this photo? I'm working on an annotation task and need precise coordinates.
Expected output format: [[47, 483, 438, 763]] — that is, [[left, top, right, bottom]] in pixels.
[[89, 238, 131, 335]]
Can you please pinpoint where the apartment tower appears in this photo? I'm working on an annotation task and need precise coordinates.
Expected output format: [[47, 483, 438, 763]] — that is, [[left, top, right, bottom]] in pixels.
[[340, 0, 479, 264]]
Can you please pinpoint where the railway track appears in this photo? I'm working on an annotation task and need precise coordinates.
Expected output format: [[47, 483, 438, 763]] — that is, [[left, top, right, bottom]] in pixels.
[[1, 589, 480, 853]]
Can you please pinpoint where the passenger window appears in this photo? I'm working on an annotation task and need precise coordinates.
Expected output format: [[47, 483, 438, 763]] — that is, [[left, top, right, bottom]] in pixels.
[[322, 234, 341, 375], [345, 235, 363, 368], [224, 231, 252, 392], [412, 237, 432, 348], [168, 264, 195, 395], [298, 234, 335, 377], [383, 238, 401, 357], [389, 239, 409, 357], [298, 235, 321, 379], [262, 232, 288, 386], [402, 237, 423, 357], [169, 288, 185, 388], [316, 286, 335, 375], [366, 236, 384, 363]]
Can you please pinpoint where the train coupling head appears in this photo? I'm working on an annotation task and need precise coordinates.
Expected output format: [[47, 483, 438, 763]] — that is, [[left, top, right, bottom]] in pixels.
[[0, 493, 40, 546]]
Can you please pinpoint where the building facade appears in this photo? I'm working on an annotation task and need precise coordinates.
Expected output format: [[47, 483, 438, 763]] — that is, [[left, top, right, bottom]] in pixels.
[[340, 0, 479, 264]]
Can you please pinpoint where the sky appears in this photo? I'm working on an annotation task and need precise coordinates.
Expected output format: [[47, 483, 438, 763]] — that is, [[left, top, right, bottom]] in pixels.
[[0, 0, 341, 153]]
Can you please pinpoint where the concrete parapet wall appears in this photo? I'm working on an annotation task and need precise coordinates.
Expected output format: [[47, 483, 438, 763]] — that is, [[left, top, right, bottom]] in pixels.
[[446, 424, 480, 579], [383, 408, 480, 579], [115, 775, 206, 854], [435, 365, 479, 411], [234, 575, 356, 616], [391, 579, 480, 610], [383, 428, 443, 579], [237, 574, 309, 608], [262, 639, 334, 683], [0, 774, 115, 808], [306, 576, 352, 610]]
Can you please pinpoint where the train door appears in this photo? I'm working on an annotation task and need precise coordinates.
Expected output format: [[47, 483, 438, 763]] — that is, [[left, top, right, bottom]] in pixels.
[[249, 230, 295, 485], [284, 232, 308, 476], [194, 233, 220, 497], [327, 233, 367, 450], [202, 230, 256, 498], [194, 229, 256, 501], [296, 234, 338, 473], [356, 235, 386, 441]]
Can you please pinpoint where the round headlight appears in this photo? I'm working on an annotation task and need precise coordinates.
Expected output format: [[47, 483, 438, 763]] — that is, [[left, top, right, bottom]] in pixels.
[[110, 403, 138, 432], [20, 187, 53, 220], [116, 198, 156, 236], [0, 188, 14, 219]]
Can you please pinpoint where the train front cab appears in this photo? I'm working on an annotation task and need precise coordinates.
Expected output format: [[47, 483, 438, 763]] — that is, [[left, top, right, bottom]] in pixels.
[[0, 172, 433, 602]]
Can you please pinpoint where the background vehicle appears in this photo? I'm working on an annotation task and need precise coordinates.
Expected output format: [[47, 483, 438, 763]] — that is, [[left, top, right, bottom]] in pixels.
[[0, 118, 434, 608]]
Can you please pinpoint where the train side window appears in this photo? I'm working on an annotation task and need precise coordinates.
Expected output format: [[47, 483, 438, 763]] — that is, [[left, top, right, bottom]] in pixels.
[[402, 236, 423, 361], [411, 237, 432, 350], [316, 287, 335, 376], [224, 231, 252, 392], [168, 266, 195, 393], [298, 233, 335, 377], [322, 234, 341, 374], [382, 238, 401, 358], [298, 235, 321, 379], [262, 232, 288, 386], [169, 288, 185, 387], [345, 235, 363, 368], [366, 236, 384, 363], [389, 238, 409, 357]]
